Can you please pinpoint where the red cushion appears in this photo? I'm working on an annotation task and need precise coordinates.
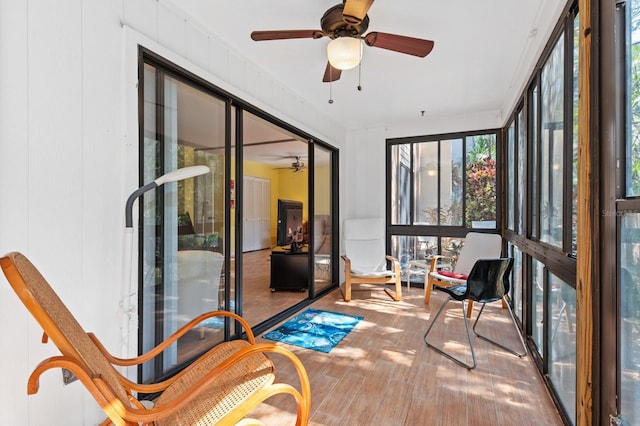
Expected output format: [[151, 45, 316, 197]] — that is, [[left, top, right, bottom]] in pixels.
[[438, 271, 468, 280]]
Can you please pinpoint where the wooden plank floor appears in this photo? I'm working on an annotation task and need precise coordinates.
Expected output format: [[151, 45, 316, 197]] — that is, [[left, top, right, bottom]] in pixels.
[[246, 286, 564, 425]]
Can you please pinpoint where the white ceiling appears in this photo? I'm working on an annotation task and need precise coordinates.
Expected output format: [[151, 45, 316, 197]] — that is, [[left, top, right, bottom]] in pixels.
[[167, 0, 565, 133]]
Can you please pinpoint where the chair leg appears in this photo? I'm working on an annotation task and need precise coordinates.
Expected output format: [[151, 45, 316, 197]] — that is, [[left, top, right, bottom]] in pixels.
[[393, 274, 402, 301], [424, 297, 477, 370], [384, 261, 402, 301], [472, 299, 527, 358], [340, 268, 353, 302], [344, 275, 352, 302], [466, 300, 474, 318], [424, 274, 434, 305]]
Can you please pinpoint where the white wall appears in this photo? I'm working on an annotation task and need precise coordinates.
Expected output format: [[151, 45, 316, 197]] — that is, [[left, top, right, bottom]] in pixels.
[[342, 109, 505, 224], [336, 0, 571, 228], [0, 0, 345, 424]]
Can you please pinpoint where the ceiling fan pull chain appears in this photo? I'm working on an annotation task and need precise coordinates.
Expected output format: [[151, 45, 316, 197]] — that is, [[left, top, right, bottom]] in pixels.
[[328, 67, 334, 104], [357, 40, 363, 91]]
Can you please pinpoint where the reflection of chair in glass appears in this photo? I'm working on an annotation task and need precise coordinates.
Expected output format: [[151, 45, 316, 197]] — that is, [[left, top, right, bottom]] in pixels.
[[423, 258, 527, 370], [535, 263, 574, 342], [425, 232, 502, 317], [313, 215, 331, 282], [1, 252, 311, 425], [404, 237, 434, 289], [550, 281, 575, 342], [177, 250, 224, 339], [341, 217, 401, 302], [399, 253, 413, 288]]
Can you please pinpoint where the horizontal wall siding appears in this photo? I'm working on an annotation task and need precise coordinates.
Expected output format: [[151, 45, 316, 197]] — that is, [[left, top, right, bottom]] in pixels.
[[0, 3, 31, 426], [0, 0, 345, 424]]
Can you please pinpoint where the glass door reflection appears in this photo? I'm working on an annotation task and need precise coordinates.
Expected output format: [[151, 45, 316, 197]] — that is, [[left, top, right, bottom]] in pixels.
[[313, 144, 333, 293]]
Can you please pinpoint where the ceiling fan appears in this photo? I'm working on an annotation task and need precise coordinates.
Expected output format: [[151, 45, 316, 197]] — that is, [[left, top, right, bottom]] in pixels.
[[250, 0, 435, 83], [273, 156, 306, 173]]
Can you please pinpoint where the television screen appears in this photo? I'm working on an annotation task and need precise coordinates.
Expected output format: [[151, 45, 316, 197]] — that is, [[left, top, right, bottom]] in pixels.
[[277, 199, 303, 247]]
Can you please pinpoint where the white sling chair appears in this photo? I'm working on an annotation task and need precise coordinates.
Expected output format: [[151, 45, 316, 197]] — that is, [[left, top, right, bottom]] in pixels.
[[424, 232, 502, 317], [341, 218, 401, 302], [177, 250, 224, 338]]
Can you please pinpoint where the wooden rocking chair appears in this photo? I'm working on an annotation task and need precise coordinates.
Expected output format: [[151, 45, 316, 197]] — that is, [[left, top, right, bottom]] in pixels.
[[1, 252, 311, 425]]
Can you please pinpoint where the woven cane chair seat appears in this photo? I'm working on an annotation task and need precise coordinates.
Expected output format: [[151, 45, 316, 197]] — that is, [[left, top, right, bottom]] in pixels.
[[154, 340, 275, 425]]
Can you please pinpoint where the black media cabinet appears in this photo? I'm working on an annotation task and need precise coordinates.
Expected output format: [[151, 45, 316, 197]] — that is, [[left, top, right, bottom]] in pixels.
[[270, 246, 309, 292]]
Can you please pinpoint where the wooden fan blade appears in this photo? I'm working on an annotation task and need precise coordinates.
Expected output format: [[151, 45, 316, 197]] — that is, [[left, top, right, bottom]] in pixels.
[[343, 0, 375, 23], [322, 62, 342, 82], [364, 32, 434, 57], [251, 30, 325, 41]]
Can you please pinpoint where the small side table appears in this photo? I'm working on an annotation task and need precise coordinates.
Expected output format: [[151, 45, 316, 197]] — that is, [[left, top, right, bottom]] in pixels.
[[407, 259, 429, 290]]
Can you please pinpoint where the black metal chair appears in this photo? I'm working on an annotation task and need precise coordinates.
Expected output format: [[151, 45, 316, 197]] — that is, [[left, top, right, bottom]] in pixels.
[[423, 258, 527, 370]]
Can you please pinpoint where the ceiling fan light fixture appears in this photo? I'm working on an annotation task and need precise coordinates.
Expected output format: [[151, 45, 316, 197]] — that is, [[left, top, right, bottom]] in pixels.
[[327, 37, 362, 70]]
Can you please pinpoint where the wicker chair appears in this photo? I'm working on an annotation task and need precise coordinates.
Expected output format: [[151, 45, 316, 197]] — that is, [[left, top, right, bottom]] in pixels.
[[1, 252, 311, 425]]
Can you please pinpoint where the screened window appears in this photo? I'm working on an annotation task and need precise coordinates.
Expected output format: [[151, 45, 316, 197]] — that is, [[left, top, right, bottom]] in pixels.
[[465, 134, 498, 228], [517, 108, 526, 234], [620, 213, 640, 425], [531, 257, 545, 353], [414, 141, 442, 225], [572, 13, 580, 255], [390, 132, 498, 229], [508, 243, 524, 321], [506, 122, 515, 230], [628, 1, 640, 196], [540, 35, 565, 248], [619, 3, 640, 423], [388, 131, 498, 284], [530, 84, 540, 238], [548, 274, 576, 426], [391, 144, 411, 225], [502, 6, 579, 424]]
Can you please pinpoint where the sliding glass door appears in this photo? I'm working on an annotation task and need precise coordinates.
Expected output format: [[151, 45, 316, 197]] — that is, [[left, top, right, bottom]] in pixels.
[[241, 111, 309, 327], [140, 62, 228, 382], [138, 50, 339, 382], [313, 143, 334, 294]]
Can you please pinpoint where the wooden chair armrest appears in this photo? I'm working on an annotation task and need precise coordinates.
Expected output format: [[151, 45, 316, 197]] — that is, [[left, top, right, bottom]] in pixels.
[[428, 255, 455, 272], [341, 255, 352, 277], [28, 356, 118, 406], [386, 255, 401, 277], [385, 255, 400, 264], [89, 310, 256, 368]]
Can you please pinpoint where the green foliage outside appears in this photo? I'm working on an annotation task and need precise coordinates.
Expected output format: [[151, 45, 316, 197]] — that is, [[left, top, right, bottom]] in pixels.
[[630, 40, 640, 196], [465, 135, 497, 227]]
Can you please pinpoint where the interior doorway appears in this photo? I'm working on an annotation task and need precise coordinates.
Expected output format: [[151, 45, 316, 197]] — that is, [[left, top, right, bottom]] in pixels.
[[242, 176, 270, 252], [241, 112, 309, 327]]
